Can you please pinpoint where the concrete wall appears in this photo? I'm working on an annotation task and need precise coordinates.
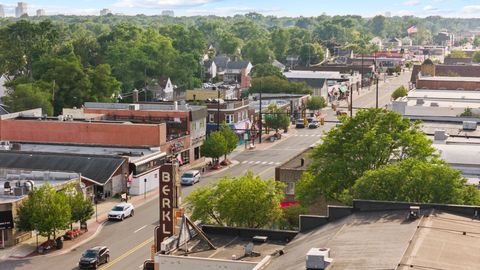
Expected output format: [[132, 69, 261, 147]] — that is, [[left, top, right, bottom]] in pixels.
[[0, 119, 165, 147], [155, 254, 257, 270]]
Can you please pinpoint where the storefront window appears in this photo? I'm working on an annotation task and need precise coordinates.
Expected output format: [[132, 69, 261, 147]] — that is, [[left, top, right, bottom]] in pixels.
[[181, 150, 190, 165]]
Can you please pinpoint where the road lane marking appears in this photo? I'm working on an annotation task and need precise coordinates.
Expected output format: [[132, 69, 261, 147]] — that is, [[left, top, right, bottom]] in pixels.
[[134, 225, 147, 233], [98, 237, 154, 270]]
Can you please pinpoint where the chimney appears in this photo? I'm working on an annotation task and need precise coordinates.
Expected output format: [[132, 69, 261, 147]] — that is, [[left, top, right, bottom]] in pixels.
[[133, 89, 139, 103]]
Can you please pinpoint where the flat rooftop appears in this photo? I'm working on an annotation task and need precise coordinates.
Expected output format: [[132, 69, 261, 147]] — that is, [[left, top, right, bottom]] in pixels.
[[171, 233, 286, 263], [283, 70, 343, 80], [84, 102, 205, 112], [266, 210, 420, 270], [408, 89, 480, 100], [398, 211, 480, 270], [421, 122, 480, 138], [16, 143, 161, 163]]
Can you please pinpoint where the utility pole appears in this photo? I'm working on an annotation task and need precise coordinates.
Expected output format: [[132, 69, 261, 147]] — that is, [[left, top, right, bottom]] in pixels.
[[259, 89, 263, 144], [350, 85, 353, 117], [217, 90, 220, 131], [376, 75, 379, 109]]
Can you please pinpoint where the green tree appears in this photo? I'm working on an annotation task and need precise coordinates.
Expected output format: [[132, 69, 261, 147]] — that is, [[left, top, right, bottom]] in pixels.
[[306, 96, 326, 112], [69, 191, 94, 228], [270, 28, 290, 61], [3, 82, 53, 115], [89, 64, 121, 102], [201, 131, 227, 164], [265, 104, 290, 133], [299, 43, 325, 66], [296, 109, 436, 205], [218, 33, 243, 56], [280, 204, 307, 230], [473, 51, 480, 63], [220, 124, 239, 163], [391, 86, 408, 100], [242, 39, 274, 65], [16, 183, 71, 240], [449, 50, 468, 58], [185, 172, 285, 228], [353, 158, 480, 205], [371, 15, 386, 37], [251, 63, 285, 79]]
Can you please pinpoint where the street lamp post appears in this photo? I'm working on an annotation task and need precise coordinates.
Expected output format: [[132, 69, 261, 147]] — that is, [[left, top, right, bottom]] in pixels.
[[144, 178, 147, 199]]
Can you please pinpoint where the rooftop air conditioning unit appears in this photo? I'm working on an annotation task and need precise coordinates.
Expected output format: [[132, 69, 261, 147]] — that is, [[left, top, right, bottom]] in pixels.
[[416, 99, 425, 105], [129, 104, 140, 111], [434, 129, 448, 141], [463, 121, 477, 131], [306, 248, 333, 270], [430, 102, 439, 107]]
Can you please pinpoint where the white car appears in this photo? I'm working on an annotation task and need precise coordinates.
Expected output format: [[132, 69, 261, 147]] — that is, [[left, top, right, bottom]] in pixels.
[[181, 170, 201, 185], [108, 202, 134, 221]]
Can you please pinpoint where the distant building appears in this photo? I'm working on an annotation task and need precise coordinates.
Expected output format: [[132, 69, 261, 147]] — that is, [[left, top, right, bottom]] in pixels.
[[161, 10, 174, 16], [0, 5, 5, 18], [15, 2, 28, 18], [36, 9, 45, 16], [100, 8, 112, 16]]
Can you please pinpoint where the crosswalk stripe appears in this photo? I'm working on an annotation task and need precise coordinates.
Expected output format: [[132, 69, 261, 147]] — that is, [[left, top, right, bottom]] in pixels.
[[254, 161, 261, 164], [242, 161, 248, 164], [261, 161, 267, 164], [268, 162, 274, 165]]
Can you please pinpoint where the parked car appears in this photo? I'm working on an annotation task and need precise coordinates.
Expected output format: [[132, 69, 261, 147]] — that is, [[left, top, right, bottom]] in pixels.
[[181, 170, 201, 185], [308, 121, 320, 129], [336, 110, 348, 116], [107, 202, 134, 221], [295, 119, 306, 128], [79, 246, 110, 269]]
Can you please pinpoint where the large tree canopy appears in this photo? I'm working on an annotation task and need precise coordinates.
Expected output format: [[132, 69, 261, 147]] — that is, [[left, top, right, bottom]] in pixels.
[[296, 108, 436, 204], [185, 172, 285, 228], [353, 158, 480, 205]]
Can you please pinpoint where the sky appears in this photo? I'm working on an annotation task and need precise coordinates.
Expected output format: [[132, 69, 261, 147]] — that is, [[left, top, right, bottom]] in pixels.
[[1, 0, 479, 18]]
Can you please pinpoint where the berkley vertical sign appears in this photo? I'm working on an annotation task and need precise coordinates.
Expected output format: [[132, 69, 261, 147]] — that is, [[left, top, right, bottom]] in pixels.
[[156, 163, 179, 251]]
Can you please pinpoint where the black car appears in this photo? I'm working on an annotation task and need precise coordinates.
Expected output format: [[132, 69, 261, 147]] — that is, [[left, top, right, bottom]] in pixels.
[[79, 246, 110, 269]]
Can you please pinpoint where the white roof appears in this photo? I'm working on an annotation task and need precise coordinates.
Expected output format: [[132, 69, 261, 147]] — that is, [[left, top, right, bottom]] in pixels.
[[408, 90, 480, 100], [283, 70, 342, 80], [434, 143, 480, 166]]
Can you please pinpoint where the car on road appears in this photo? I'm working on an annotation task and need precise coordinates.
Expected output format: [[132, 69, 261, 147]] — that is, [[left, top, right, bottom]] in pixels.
[[295, 118, 305, 128], [108, 202, 134, 221], [79, 246, 110, 269], [308, 121, 320, 129], [181, 170, 201, 185]]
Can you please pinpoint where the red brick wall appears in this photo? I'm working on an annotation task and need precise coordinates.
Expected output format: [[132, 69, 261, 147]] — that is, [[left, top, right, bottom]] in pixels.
[[417, 79, 480, 90], [0, 119, 166, 147]]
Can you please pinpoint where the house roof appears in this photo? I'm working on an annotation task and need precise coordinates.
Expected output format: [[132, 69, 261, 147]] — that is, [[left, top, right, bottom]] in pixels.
[[0, 105, 8, 115], [0, 151, 126, 185], [226, 60, 251, 70], [213, 55, 230, 69]]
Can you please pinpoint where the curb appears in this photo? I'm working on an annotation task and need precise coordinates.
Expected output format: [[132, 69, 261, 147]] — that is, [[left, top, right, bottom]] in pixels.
[[202, 160, 240, 177]]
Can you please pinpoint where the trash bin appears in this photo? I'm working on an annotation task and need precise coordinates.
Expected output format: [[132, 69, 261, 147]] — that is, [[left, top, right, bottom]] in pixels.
[[56, 236, 64, 249]]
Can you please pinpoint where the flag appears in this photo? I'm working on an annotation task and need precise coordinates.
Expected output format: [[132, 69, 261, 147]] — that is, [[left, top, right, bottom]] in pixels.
[[176, 154, 183, 165], [407, 25, 418, 35], [127, 172, 133, 184]]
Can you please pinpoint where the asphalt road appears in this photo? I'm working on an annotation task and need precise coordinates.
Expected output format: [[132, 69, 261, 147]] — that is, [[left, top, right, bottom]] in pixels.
[[0, 71, 411, 270]]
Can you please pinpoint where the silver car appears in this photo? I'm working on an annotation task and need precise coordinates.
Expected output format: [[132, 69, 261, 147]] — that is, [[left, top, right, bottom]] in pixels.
[[181, 170, 201, 185]]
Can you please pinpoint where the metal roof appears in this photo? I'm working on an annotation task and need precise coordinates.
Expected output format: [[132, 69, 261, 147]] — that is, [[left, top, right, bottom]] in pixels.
[[0, 151, 126, 185]]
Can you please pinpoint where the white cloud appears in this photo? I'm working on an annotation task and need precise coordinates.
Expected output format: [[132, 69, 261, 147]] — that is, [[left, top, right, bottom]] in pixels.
[[395, 10, 416, 16], [403, 0, 420, 6], [462, 5, 480, 14], [114, 0, 222, 8]]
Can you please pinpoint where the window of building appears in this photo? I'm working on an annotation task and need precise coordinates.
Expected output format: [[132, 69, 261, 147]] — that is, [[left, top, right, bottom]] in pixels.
[[208, 114, 214, 123], [194, 146, 201, 160], [285, 182, 295, 195], [181, 150, 190, 165], [225, 114, 234, 124], [238, 112, 242, 121]]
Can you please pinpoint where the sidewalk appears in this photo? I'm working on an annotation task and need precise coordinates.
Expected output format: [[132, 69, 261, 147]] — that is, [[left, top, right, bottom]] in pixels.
[[0, 188, 160, 261]]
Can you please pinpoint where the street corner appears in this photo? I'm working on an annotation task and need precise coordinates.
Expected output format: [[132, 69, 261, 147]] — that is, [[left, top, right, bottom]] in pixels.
[[202, 160, 240, 177]]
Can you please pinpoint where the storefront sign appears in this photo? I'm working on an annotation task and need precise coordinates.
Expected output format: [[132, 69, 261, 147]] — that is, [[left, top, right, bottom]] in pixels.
[[192, 136, 205, 146], [156, 164, 179, 251], [169, 141, 184, 154], [0, 211, 14, 229]]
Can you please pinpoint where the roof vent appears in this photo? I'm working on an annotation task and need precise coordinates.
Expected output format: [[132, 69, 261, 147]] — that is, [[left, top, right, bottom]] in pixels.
[[434, 129, 448, 141], [463, 121, 477, 131], [306, 248, 332, 270], [416, 99, 425, 105], [430, 102, 439, 107]]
